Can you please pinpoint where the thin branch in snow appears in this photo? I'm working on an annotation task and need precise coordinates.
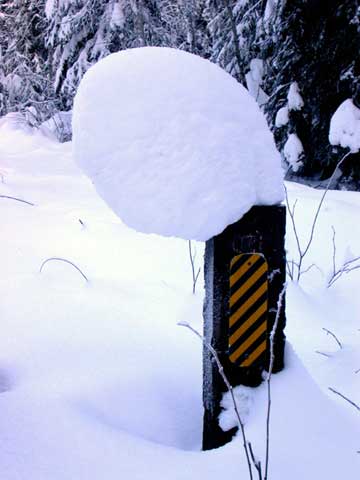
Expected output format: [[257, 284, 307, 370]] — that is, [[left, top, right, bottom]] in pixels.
[[327, 232, 360, 287], [0, 194, 35, 206], [331, 225, 337, 279], [322, 328, 342, 349], [328, 387, 360, 412], [328, 264, 360, 287], [264, 283, 287, 480], [39, 257, 89, 283], [299, 263, 317, 276], [301, 153, 350, 262], [188, 240, 201, 294], [178, 321, 254, 480], [248, 441, 262, 480], [315, 351, 332, 358], [285, 152, 351, 282]]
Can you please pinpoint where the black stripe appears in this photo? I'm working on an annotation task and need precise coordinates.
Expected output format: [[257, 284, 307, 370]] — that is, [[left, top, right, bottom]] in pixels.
[[230, 254, 252, 275], [231, 331, 268, 366], [230, 256, 266, 297], [229, 312, 267, 354], [229, 290, 268, 336], [230, 271, 268, 316]]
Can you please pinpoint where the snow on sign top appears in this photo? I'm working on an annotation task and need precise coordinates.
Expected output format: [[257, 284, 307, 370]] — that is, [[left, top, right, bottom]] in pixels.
[[73, 47, 284, 241]]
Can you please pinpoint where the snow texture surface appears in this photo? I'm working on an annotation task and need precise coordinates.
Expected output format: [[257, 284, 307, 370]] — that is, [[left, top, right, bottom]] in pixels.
[[329, 98, 360, 152], [73, 47, 284, 241]]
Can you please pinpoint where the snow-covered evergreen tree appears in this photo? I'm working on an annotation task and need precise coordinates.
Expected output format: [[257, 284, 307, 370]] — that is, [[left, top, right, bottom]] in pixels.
[[158, 0, 210, 56], [205, 1, 262, 83], [45, 0, 170, 110], [2, 0, 360, 186], [264, 0, 360, 184], [0, 0, 54, 123]]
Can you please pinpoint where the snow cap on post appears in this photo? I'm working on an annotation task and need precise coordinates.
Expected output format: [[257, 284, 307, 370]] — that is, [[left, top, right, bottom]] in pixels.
[[73, 47, 284, 241]]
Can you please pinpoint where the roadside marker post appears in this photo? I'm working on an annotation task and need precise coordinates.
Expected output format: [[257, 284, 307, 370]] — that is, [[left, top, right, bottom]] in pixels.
[[202, 205, 286, 450]]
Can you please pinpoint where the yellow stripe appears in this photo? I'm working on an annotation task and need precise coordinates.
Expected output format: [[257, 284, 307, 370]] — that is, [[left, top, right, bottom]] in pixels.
[[230, 255, 242, 270], [229, 281, 268, 326], [230, 262, 267, 301], [229, 300, 267, 345], [230, 254, 261, 287], [240, 341, 267, 367], [229, 321, 267, 363]]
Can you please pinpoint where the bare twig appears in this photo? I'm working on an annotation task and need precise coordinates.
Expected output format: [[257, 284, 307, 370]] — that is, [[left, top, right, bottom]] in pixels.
[[327, 225, 360, 287], [328, 387, 360, 412], [328, 256, 360, 287], [286, 260, 293, 278], [188, 240, 201, 294], [322, 328, 342, 349], [285, 151, 351, 282], [284, 187, 301, 281], [0, 194, 35, 206], [302, 153, 350, 259], [331, 226, 336, 279], [39, 257, 89, 283], [299, 263, 317, 276], [264, 284, 287, 480], [248, 442, 262, 480], [178, 321, 254, 480], [315, 350, 332, 358]]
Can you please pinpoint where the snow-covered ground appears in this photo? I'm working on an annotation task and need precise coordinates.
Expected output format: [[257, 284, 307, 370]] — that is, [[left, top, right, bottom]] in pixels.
[[0, 124, 359, 479]]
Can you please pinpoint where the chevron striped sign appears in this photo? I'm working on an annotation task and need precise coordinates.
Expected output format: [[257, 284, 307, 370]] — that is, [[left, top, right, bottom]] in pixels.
[[228, 253, 269, 367]]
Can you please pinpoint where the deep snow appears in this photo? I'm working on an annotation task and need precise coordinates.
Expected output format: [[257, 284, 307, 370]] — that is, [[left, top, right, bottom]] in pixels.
[[0, 121, 359, 479]]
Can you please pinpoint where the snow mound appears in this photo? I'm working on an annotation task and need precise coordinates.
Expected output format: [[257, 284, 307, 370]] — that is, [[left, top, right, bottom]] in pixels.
[[73, 47, 284, 241], [329, 98, 360, 153]]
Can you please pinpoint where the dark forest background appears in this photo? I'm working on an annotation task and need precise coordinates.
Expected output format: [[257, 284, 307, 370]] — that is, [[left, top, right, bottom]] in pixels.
[[1, 1, 359, 187]]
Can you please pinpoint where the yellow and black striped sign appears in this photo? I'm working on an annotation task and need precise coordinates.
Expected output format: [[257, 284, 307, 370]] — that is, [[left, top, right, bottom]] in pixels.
[[228, 253, 268, 367]]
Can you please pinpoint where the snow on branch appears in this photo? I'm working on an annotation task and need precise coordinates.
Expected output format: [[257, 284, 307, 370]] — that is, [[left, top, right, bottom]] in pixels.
[[284, 133, 304, 172], [275, 105, 289, 128], [287, 82, 304, 111], [329, 99, 360, 153]]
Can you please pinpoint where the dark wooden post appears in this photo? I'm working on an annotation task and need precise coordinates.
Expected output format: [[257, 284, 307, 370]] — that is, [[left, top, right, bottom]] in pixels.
[[202, 205, 286, 450]]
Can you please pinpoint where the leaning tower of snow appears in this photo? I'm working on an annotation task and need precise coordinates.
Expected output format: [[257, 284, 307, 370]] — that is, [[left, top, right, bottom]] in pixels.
[[73, 47, 284, 241]]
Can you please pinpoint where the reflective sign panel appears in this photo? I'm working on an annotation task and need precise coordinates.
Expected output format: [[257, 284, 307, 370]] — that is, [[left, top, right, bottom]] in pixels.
[[229, 253, 268, 367]]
